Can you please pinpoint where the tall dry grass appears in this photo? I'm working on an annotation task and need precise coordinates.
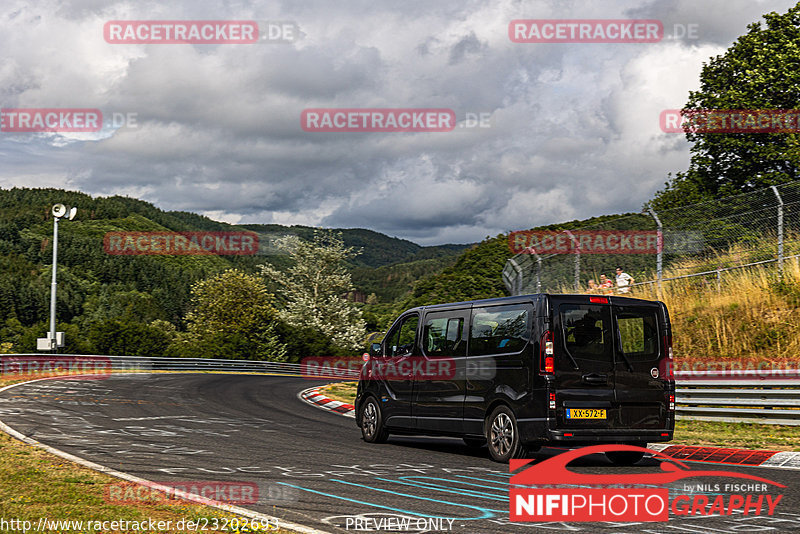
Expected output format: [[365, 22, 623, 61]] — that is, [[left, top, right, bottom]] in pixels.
[[558, 241, 800, 365], [623, 253, 800, 365]]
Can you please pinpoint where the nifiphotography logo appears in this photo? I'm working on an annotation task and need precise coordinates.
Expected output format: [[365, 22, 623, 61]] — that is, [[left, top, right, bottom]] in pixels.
[[510, 445, 785, 523]]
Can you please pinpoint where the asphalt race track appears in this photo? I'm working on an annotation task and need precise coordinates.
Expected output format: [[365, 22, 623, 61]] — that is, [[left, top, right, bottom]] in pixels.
[[1, 373, 799, 534]]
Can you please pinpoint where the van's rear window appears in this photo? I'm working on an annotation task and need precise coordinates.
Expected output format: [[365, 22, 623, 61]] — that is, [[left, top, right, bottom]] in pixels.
[[616, 307, 659, 361], [470, 306, 529, 355], [560, 305, 612, 361]]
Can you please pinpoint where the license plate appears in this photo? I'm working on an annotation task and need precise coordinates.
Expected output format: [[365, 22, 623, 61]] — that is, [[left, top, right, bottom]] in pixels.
[[566, 408, 606, 419]]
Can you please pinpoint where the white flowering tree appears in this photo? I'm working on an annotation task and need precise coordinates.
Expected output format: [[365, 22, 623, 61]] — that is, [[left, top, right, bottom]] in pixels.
[[260, 231, 367, 351]]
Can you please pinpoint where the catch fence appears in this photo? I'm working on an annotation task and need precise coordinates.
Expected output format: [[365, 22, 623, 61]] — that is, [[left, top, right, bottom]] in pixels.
[[503, 179, 800, 295]]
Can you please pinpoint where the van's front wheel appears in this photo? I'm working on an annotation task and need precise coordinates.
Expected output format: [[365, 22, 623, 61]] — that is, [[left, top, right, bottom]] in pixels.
[[486, 406, 525, 462], [360, 397, 388, 443]]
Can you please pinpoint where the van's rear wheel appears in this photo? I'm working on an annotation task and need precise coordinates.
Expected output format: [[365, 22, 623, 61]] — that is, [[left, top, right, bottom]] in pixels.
[[486, 406, 525, 462], [360, 397, 388, 443]]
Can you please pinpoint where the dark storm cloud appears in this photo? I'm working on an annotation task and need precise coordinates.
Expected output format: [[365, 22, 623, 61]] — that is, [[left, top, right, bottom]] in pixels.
[[1, 0, 797, 244]]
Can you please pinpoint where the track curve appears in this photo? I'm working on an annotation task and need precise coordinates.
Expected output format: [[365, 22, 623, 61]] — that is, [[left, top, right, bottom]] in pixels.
[[1, 373, 799, 533]]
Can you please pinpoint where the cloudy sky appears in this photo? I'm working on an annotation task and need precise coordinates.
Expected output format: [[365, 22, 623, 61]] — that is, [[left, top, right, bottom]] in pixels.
[[0, 0, 796, 245]]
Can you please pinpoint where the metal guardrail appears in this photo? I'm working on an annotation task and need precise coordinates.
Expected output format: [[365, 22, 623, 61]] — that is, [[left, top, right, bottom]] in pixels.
[[1, 355, 798, 425], [675, 369, 800, 426], [0, 354, 361, 379]]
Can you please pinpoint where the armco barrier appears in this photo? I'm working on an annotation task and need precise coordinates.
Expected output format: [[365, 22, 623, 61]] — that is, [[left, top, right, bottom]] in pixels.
[[1, 355, 798, 425], [675, 368, 800, 426], [0, 354, 360, 380]]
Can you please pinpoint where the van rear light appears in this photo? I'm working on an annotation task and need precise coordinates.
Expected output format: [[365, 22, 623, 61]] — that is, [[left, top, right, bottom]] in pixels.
[[661, 433, 669, 437], [589, 296, 608, 304], [669, 394, 675, 411], [564, 433, 573, 437], [549, 393, 556, 409], [540, 330, 554, 375], [661, 334, 674, 381]]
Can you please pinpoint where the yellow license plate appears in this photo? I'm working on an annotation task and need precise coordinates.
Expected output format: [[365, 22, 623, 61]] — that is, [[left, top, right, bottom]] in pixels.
[[566, 408, 606, 419]]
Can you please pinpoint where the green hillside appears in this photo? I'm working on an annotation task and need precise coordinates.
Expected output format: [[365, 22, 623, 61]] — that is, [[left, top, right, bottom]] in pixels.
[[240, 224, 468, 269], [0, 187, 467, 355]]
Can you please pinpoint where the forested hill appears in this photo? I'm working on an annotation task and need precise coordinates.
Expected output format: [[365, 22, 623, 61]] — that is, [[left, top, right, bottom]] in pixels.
[[242, 224, 467, 268], [0, 187, 467, 353]]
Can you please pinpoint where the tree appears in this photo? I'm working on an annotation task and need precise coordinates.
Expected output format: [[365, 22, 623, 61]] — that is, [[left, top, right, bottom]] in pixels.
[[260, 231, 366, 351], [88, 319, 170, 357], [184, 269, 286, 361], [652, 3, 800, 210]]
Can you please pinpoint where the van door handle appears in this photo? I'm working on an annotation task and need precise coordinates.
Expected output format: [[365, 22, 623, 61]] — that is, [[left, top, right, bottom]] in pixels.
[[582, 373, 608, 385]]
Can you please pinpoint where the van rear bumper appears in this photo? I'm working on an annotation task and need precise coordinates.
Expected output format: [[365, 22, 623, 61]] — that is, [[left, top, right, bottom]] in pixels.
[[518, 418, 674, 444]]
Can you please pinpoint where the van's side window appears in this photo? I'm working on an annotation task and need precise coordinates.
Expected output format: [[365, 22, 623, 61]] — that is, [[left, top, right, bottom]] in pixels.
[[423, 315, 466, 357], [386, 315, 419, 357], [469, 306, 529, 355], [560, 305, 612, 360], [617, 308, 659, 360]]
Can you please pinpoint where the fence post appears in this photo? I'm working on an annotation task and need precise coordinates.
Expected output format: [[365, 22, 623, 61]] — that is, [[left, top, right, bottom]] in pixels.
[[565, 230, 580, 291], [536, 255, 542, 292], [505, 257, 523, 296], [647, 208, 663, 297], [771, 185, 784, 281]]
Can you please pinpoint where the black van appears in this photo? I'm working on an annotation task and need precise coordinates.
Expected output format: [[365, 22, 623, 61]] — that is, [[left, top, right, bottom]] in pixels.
[[354, 293, 675, 463]]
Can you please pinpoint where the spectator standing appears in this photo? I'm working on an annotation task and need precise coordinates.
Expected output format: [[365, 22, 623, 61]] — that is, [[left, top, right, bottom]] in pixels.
[[598, 274, 614, 294], [615, 267, 634, 294]]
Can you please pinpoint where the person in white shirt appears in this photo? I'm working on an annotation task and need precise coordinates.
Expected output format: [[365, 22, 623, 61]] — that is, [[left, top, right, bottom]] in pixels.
[[615, 267, 634, 294]]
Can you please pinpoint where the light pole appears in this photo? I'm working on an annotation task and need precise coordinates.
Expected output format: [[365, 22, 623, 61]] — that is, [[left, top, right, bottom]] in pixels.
[[37, 203, 76, 352]]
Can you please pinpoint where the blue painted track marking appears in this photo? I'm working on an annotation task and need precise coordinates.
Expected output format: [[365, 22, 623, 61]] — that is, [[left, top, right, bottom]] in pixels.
[[275, 479, 499, 521], [374, 476, 507, 501], [330, 479, 501, 518]]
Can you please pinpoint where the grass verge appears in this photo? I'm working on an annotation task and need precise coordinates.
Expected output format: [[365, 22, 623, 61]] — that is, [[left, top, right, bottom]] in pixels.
[[671, 419, 800, 451], [318, 381, 357, 405]]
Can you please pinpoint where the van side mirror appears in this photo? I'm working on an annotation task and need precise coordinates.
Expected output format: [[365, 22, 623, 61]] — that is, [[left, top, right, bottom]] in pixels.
[[370, 343, 382, 357]]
